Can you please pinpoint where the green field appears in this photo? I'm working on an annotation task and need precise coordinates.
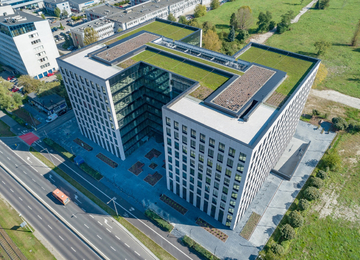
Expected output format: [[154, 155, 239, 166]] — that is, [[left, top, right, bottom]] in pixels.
[[239, 46, 314, 96], [197, 0, 312, 33], [130, 50, 230, 91], [0, 120, 15, 137], [107, 21, 195, 44], [266, 0, 360, 98]]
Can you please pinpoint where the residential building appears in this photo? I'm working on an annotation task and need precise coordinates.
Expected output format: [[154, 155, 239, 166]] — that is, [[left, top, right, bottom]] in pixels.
[[28, 92, 67, 115], [43, 0, 72, 17], [0, 6, 59, 78], [69, 0, 101, 12], [0, 0, 43, 10], [57, 19, 320, 229], [70, 17, 114, 47]]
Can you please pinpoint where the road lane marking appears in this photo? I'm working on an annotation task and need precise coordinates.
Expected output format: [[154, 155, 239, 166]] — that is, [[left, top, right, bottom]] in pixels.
[[125, 243, 130, 248], [97, 235, 102, 240], [48, 225, 52, 230], [84, 224, 89, 229], [106, 228, 111, 233], [41, 187, 45, 190], [97, 221, 102, 226], [28, 206, 32, 210], [18, 197, 23, 201], [32, 179, 36, 182], [59, 236, 64, 241], [110, 246, 116, 251], [1, 181, 5, 184], [71, 247, 76, 252], [23, 171, 27, 175], [7, 157, 10, 160], [115, 235, 120, 240], [10, 189, 14, 193], [134, 251, 140, 256], [0, 151, 2, 153], [37, 215, 42, 220], [89, 214, 94, 218], [15, 164, 18, 167]]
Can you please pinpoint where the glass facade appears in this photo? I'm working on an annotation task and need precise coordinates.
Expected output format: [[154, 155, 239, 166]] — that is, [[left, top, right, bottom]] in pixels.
[[179, 30, 201, 47], [109, 63, 192, 156], [0, 22, 36, 37]]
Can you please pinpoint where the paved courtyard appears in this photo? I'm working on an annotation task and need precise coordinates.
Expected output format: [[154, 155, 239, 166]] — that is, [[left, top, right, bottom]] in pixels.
[[47, 119, 335, 259]]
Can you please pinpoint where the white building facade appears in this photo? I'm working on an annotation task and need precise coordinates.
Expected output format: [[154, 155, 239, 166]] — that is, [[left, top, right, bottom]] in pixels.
[[43, 0, 72, 17], [0, 9, 59, 78]]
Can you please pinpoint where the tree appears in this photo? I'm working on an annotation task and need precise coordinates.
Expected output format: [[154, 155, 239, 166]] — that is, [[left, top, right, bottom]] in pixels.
[[321, 150, 341, 171], [188, 18, 201, 28], [59, 22, 64, 30], [41, 13, 46, 19], [230, 13, 236, 28], [18, 75, 39, 94], [12, 93, 22, 105], [298, 199, 310, 211], [178, 16, 187, 25], [317, 170, 327, 179], [54, 7, 61, 18], [271, 243, 285, 255], [83, 27, 99, 46], [202, 21, 215, 33], [167, 13, 176, 22], [314, 40, 331, 56], [228, 26, 235, 42], [210, 0, 220, 10], [276, 10, 294, 34], [257, 11, 272, 32], [236, 29, 249, 43], [203, 30, 222, 52], [0, 94, 15, 110], [231, 6, 253, 31], [289, 211, 304, 228], [280, 224, 295, 240], [304, 187, 320, 201], [194, 4, 206, 18], [62, 9, 68, 18], [351, 19, 360, 46], [320, 0, 330, 9], [332, 116, 348, 130], [269, 20, 276, 31], [309, 176, 324, 188]]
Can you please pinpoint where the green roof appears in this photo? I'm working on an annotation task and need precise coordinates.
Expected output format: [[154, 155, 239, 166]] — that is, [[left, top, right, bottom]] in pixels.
[[238, 47, 314, 97], [106, 21, 195, 45], [123, 49, 230, 92]]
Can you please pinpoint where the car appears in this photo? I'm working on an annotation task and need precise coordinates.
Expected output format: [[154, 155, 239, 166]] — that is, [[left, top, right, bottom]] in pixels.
[[46, 113, 58, 123], [7, 76, 15, 81], [57, 109, 67, 116], [47, 72, 55, 77], [11, 87, 19, 92], [9, 78, 17, 83]]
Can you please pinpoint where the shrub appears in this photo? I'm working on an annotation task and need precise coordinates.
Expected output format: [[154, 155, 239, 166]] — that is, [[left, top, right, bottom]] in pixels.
[[298, 199, 310, 211], [289, 211, 304, 228], [236, 29, 249, 43], [332, 117, 348, 130], [312, 109, 320, 116], [304, 186, 320, 201], [269, 21, 276, 31], [145, 209, 173, 232], [317, 169, 327, 179], [271, 243, 285, 255], [321, 150, 341, 171], [280, 224, 296, 240], [309, 176, 324, 188]]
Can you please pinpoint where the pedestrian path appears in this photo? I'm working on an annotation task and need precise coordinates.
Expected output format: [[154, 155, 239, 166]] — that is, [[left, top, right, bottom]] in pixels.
[[310, 89, 360, 110]]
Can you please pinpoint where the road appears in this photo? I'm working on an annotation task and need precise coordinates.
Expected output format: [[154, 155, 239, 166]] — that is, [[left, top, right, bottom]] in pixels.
[[0, 166, 101, 260], [0, 138, 155, 260], [36, 110, 75, 137]]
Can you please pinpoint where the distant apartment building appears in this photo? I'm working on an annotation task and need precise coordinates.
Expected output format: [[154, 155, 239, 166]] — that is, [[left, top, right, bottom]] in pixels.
[[0, 5, 59, 78], [57, 19, 320, 229], [85, 0, 210, 31], [0, 0, 43, 10], [131, 0, 148, 5], [70, 17, 114, 47], [43, 0, 72, 17], [69, 0, 101, 12]]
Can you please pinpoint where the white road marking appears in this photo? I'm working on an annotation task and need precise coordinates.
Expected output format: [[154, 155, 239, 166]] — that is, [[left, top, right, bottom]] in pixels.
[[32, 179, 36, 182], [84, 224, 89, 229], [10, 189, 14, 192], [104, 219, 113, 228], [97, 235, 102, 240], [0, 151, 3, 153], [125, 243, 130, 248], [97, 221, 102, 226], [28, 206, 32, 210], [106, 228, 111, 233], [110, 246, 116, 251], [15, 164, 18, 167], [71, 247, 76, 252], [1, 181, 5, 184], [48, 225, 52, 230], [89, 215, 94, 218], [7, 157, 10, 160], [23, 171, 27, 175], [41, 187, 45, 190], [37, 215, 42, 220], [18, 197, 23, 201], [134, 251, 140, 256], [115, 236, 120, 240], [59, 236, 64, 241]]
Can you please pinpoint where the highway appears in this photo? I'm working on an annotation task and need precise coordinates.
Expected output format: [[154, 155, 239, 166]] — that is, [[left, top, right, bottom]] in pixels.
[[0, 138, 155, 260], [0, 166, 101, 260]]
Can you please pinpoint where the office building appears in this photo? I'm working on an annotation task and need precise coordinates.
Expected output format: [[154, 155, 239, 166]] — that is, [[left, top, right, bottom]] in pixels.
[[0, 6, 59, 78], [57, 19, 320, 229], [43, 0, 72, 17], [69, 0, 101, 12], [0, 0, 43, 10]]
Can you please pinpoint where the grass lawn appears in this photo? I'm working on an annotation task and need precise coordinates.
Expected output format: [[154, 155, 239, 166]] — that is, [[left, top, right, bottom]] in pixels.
[[266, 0, 360, 98], [0, 196, 55, 260], [239, 46, 314, 96], [147, 43, 243, 75], [0, 120, 15, 137], [106, 21, 195, 44], [131, 50, 230, 91], [196, 0, 313, 33]]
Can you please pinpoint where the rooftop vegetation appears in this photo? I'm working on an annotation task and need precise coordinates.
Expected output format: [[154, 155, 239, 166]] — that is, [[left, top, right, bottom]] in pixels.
[[106, 21, 195, 45], [239, 47, 314, 97], [129, 49, 230, 91]]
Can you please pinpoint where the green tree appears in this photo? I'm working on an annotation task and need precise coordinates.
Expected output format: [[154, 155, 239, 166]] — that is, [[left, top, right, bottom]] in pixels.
[[59, 22, 64, 30], [54, 7, 61, 18], [12, 93, 22, 105], [236, 29, 249, 43], [231, 6, 253, 30], [83, 27, 99, 46], [230, 13, 236, 27], [178, 16, 187, 25], [210, 0, 220, 10], [309, 176, 324, 188], [0, 94, 15, 110], [320, 0, 330, 9], [194, 4, 206, 18], [289, 211, 304, 228], [276, 10, 294, 34], [62, 9, 68, 18], [271, 244, 285, 255], [304, 187, 320, 201], [321, 150, 341, 171], [228, 26, 235, 42], [41, 13, 46, 19], [203, 30, 222, 52], [18, 75, 39, 94], [167, 13, 176, 22], [257, 11, 272, 32], [188, 18, 201, 28], [314, 40, 331, 56], [298, 199, 310, 211], [280, 224, 295, 240], [351, 19, 360, 46], [202, 21, 215, 33]]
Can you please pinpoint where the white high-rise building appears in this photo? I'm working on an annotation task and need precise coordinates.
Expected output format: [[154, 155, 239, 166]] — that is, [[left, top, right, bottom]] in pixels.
[[0, 6, 59, 78]]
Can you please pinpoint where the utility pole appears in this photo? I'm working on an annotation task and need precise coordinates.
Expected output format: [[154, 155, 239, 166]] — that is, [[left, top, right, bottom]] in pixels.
[[107, 197, 118, 216], [19, 214, 33, 233], [41, 148, 55, 166]]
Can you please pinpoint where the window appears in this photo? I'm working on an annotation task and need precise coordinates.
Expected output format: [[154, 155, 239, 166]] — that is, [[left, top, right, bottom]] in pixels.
[[197, 188, 201, 195], [167, 138, 171, 146], [237, 163, 244, 173], [190, 177, 194, 183], [205, 192, 209, 200], [199, 144, 205, 153], [175, 151, 179, 159], [221, 194, 227, 202], [227, 158, 233, 168], [227, 214, 233, 221], [214, 182, 219, 190], [182, 135, 187, 144], [183, 180, 187, 186], [215, 173, 221, 181], [230, 200, 236, 207], [239, 152, 247, 162], [228, 148, 235, 157], [225, 169, 232, 177], [206, 177, 211, 185], [190, 184, 194, 191], [216, 163, 222, 172], [166, 117, 171, 126], [191, 140, 196, 149], [175, 142, 179, 150], [182, 125, 187, 134], [206, 168, 212, 176], [183, 172, 187, 179], [235, 174, 242, 182], [200, 134, 206, 143], [224, 178, 230, 186], [207, 159, 213, 167], [183, 145, 187, 154], [174, 132, 179, 140], [174, 121, 179, 130], [191, 129, 196, 139], [198, 164, 203, 172], [199, 154, 204, 163], [208, 149, 214, 158], [233, 184, 240, 191], [228, 208, 234, 214], [166, 128, 171, 136], [223, 187, 228, 194], [231, 192, 238, 199], [209, 138, 215, 148], [182, 155, 187, 163], [31, 39, 41, 45], [198, 172, 203, 180], [197, 181, 202, 188], [217, 154, 223, 163], [213, 189, 218, 197], [190, 159, 195, 167], [190, 150, 195, 158], [220, 202, 225, 209], [219, 143, 225, 152], [190, 168, 195, 176], [169, 171, 173, 178]]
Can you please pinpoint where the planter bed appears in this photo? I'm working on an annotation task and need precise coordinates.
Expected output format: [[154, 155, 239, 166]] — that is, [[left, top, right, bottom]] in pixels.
[[149, 162, 157, 169], [128, 161, 145, 175], [144, 172, 162, 186], [145, 148, 161, 160], [96, 153, 118, 168], [196, 218, 228, 242], [240, 212, 261, 240], [160, 194, 188, 215], [73, 138, 93, 151]]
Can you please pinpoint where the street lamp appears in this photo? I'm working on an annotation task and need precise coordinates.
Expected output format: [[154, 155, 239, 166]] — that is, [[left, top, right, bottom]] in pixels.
[[107, 197, 118, 216], [40, 148, 55, 166]]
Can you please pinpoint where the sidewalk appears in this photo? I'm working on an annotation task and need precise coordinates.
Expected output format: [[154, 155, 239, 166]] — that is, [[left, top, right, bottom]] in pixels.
[[0, 111, 29, 136]]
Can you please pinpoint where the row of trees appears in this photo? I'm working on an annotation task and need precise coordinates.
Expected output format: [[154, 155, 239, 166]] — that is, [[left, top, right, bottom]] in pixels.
[[0, 78, 22, 110], [53, 7, 68, 18]]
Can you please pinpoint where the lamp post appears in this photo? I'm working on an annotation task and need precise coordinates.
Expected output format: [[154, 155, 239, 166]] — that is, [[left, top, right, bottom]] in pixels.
[[107, 197, 118, 216], [40, 148, 55, 166]]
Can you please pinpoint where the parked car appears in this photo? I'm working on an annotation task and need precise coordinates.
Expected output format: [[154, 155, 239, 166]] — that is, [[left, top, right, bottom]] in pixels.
[[58, 109, 67, 116], [7, 76, 15, 81], [46, 113, 58, 123], [11, 87, 19, 92]]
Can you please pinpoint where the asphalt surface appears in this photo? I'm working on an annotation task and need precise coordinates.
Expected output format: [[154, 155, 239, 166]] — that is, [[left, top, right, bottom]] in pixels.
[[0, 166, 101, 260], [36, 110, 75, 138], [0, 138, 154, 260]]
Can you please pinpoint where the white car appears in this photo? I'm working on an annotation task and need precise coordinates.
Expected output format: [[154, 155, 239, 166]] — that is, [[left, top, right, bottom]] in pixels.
[[46, 113, 58, 123]]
